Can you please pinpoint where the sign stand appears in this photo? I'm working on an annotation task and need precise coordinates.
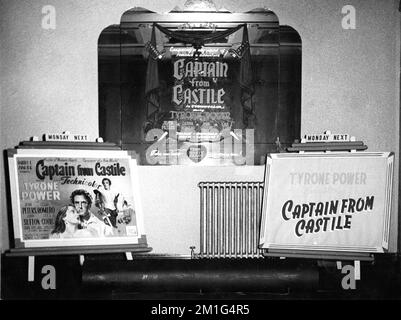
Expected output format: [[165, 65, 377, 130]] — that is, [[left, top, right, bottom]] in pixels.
[[262, 136, 381, 286], [7, 244, 153, 281], [263, 138, 376, 266], [28, 256, 35, 282], [79, 255, 85, 266], [6, 139, 153, 284]]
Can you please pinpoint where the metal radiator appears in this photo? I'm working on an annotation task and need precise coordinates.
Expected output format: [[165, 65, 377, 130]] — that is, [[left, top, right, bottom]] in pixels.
[[198, 182, 264, 258]]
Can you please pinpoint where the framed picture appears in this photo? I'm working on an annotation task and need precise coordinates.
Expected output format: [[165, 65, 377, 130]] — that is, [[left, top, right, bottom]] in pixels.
[[259, 152, 394, 254], [7, 148, 147, 250]]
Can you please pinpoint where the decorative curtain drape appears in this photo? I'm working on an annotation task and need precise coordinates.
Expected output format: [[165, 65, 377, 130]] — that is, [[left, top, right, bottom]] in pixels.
[[154, 23, 244, 48], [239, 24, 255, 128], [144, 24, 161, 132]]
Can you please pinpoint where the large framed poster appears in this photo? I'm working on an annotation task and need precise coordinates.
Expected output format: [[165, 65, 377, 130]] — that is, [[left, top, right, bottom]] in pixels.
[[99, 10, 302, 165], [7, 148, 147, 250], [259, 152, 394, 253]]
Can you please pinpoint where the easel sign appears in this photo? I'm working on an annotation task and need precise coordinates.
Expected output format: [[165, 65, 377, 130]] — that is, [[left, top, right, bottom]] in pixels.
[[7, 148, 148, 250], [259, 152, 394, 254]]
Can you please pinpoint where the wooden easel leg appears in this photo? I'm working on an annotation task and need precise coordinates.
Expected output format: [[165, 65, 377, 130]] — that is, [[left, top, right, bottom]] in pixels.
[[28, 256, 35, 282], [354, 260, 361, 280], [125, 252, 133, 260], [79, 255, 85, 266]]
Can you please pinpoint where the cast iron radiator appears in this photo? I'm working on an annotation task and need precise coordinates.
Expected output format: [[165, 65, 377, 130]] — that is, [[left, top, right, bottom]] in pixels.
[[198, 182, 265, 258]]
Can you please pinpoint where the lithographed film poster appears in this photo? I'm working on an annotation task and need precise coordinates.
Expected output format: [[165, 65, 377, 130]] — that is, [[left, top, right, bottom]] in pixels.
[[145, 47, 248, 166], [170, 50, 232, 132], [14, 156, 138, 242]]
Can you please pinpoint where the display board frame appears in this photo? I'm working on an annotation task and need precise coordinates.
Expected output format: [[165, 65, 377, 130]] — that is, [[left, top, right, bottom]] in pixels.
[[6, 145, 150, 254], [259, 152, 394, 256]]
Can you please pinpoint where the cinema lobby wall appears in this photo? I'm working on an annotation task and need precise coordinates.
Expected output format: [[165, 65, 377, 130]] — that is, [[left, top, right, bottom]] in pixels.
[[0, 0, 400, 293]]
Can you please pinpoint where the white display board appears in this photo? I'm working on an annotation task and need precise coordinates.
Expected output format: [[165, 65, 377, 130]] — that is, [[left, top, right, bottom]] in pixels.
[[259, 152, 394, 253]]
